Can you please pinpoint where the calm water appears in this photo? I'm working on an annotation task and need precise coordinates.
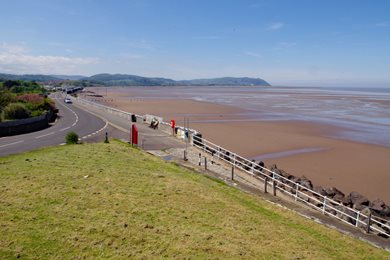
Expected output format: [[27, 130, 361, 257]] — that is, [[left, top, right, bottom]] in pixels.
[[118, 86, 390, 147]]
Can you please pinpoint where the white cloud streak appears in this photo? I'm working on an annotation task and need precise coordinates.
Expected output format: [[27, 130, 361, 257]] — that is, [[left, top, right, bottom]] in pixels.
[[375, 22, 389, 27], [266, 22, 284, 31], [0, 42, 99, 74], [244, 51, 262, 58], [0, 42, 29, 54]]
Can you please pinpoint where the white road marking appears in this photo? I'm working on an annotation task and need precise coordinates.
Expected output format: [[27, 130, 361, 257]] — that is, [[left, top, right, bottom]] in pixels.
[[59, 126, 71, 132], [81, 121, 108, 140], [35, 132, 54, 139], [0, 140, 24, 148]]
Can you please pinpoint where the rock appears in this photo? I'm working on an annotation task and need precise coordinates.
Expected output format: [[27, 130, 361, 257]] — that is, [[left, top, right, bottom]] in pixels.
[[370, 199, 390, 217], [370, 199, 385, 211], [341, 196, 352, 206], [348, 191, 370, 210], [313, 186, 327, 196], [335, 205, 356, 225], [279, 169, 292, 180], [297, 176, 313, 191], [298, 190, 315, 203], [258, 161, 265, 172], [372, 224, 389, 238], [332, 189, 345, 203], [323, 187, 343, 198], [324, 187, 336, 197]]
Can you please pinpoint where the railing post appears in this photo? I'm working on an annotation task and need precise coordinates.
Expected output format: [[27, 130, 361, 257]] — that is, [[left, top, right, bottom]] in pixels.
[[198, 153, 201, 166], [355, 211, 360, 227], [264, 177, 268, 193], [322, 197, 327, 214], [231, 166, 234, 181], [366, 212, 372, 233], [272, 180, 276, 196], [204, 157, 207, 170], [295, 183, 299, 201], [233, 153, 236, 168]]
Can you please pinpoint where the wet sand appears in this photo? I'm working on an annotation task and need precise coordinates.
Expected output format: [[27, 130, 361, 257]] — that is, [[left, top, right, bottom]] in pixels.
[[85, 87, 390, 203]]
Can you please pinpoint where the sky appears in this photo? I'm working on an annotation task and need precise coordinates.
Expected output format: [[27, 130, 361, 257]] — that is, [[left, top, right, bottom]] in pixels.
[[0, 0, 389, 87]]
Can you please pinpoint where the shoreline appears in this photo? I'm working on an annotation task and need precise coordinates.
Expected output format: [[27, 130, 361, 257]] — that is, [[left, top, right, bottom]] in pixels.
[[85, 87, 390, 203]]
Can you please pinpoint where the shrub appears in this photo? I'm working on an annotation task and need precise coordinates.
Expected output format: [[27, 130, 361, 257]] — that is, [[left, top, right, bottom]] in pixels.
[[16, 93, 44, 105], [2, 103, 31, 120], [65, 132, 79, 144], [0, 91, 15, 110]]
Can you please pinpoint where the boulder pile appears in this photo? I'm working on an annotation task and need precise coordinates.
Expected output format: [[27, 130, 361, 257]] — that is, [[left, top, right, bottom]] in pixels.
[[262, 163, 389, 238]]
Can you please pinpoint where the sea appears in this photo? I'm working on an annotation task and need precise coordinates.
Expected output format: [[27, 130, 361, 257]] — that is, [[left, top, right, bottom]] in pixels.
[[118, 86, 390, 147]]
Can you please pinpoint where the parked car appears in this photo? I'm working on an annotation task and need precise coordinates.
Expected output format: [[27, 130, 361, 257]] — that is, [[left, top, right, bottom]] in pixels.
[[64, 98, 72, 104]]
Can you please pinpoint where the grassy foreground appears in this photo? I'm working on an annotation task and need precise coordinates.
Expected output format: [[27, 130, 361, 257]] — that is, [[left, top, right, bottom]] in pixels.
[[0, 141, 388, 259]]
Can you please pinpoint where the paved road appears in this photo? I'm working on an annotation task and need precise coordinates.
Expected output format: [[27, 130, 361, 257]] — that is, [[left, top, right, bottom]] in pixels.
[[71, 99, 185, 151], [0, 93, 107, 157]]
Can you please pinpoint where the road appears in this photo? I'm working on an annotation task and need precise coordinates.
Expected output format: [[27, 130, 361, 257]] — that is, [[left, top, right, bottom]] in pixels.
[[71, 98, 186, 151], [0, 93, 107, 157]]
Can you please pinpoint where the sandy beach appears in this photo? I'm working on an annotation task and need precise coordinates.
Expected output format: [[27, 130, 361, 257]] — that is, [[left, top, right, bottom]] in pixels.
[[85, 87, 390, 203]]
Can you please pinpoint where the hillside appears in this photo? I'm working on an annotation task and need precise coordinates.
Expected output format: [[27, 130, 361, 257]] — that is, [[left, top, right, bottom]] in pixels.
[[0, 73, 271, 86], [86, 73, 176, 86], [0, 73, 59, 82], [85, 74, 271, 86], [0, 141, 387, 258], [178, 77, 270, 86]]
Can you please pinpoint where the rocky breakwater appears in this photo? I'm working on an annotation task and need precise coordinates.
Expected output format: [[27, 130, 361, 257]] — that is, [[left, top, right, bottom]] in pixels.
[[264, 164, 389, 238]]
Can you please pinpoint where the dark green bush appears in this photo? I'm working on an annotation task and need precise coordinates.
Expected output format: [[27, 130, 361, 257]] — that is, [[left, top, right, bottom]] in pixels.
[[2, 103, 31, 120], [65, 132, 79, 144]]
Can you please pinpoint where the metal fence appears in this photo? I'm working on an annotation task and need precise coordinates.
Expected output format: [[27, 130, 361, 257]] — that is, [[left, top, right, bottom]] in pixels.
[[191, 134, 390, 238], [72, 95, 389, 238]]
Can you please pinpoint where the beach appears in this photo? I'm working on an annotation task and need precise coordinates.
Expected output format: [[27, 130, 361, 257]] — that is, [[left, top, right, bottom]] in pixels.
[[85, 86, 390, 203]]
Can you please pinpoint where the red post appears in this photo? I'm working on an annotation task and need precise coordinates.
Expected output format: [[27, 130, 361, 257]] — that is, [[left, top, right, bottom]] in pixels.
[[131, 124, 138, 146], [170, 119, 175, 136]]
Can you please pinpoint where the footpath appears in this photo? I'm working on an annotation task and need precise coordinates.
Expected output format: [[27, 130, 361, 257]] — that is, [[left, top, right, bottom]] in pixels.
[[72, 97, 389, 252]]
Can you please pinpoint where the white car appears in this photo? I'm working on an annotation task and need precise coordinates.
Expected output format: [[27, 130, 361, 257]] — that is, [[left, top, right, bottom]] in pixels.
[[64, 98, 72, 104]]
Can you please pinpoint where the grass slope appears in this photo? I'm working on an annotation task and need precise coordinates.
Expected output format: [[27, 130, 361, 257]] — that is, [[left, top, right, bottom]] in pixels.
[[0, 141, 388, 259]]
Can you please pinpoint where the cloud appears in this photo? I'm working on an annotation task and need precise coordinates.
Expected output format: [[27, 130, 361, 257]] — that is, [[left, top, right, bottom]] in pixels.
[[266, 22, 284, 31], [272, 42, 296, 51], [244, 51, 262, 58], [0, 42, 29, 54], [192, 36, 221, 40], [0, 42, 99, 74], [124, 40, 155, 50], [375, 22, 389, 27]]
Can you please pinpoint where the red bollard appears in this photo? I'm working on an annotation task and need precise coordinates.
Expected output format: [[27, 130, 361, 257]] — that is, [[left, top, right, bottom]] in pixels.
[[170, 119, 175, 136], [131, 124, 138, 146]]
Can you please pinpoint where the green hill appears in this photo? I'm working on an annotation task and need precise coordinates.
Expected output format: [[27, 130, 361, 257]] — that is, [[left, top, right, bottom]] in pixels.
[[178, 77, 271, 86], [0, 73, 60, 82], [86, 73, 176, 86], [84, 74, 271, 86], [0, 140, 387, 258], [0, 73, 271, 86]]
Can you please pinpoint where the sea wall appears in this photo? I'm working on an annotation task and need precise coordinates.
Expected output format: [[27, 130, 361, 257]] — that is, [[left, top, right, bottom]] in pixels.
[[0, 110, 53, 137]]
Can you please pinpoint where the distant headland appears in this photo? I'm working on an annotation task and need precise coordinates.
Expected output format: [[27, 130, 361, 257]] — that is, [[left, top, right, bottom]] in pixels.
[[0, 73, 271, 87]]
